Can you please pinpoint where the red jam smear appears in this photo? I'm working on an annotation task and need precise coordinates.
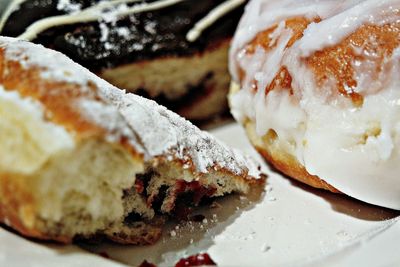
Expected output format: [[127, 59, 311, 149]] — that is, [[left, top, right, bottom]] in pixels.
[[138, 260, 157, 267], [175, 253, 217, 267], [98, 252, 110, 259]]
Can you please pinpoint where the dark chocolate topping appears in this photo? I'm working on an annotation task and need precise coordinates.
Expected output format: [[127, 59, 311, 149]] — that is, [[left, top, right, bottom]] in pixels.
[[1, 0, 245, 71]]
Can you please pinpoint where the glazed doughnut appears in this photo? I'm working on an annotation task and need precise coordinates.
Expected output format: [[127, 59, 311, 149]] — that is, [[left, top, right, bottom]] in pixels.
[[229, 0, 400, 209], [0, 36, 265, 244], [0, 0, 247, 121]]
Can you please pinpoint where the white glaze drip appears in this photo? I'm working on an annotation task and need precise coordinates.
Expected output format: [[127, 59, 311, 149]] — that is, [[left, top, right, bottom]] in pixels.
[[186, 0, 246, 42], [229, 0, 400, 209], [1, 0, 245, 42], [0, 0, 28, 32], [17, 0, 184, 41]]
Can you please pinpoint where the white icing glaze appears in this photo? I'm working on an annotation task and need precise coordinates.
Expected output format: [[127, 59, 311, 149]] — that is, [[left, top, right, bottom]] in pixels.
[[0, 36, 263, 179], [0, 0, 27, 32], [1, 36, 98, 86], [16, 0, 184, 41], [187, 0, 246, 42], [229, 0, 400, 208], [2, 0, 245, 42]]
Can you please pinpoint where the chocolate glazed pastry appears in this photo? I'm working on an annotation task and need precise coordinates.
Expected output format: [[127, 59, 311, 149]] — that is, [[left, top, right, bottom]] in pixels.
[[0, 0, 247, 121]]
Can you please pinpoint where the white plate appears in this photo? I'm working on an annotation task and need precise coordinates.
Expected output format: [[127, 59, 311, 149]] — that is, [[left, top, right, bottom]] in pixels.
[[1, 123, 400, 267]]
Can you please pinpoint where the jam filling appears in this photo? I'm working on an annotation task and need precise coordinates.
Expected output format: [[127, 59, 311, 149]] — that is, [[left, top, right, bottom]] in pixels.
[[138, 260, 157, 267], [132, 172, 217, 221], [175, 253, 217, 267], [138, 253, 217, 267]]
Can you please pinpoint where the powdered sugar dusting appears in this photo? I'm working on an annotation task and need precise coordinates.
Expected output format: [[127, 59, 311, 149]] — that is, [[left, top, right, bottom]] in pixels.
[[94, 82, 261, 176], [114, 92, 260, 175], [0, 36, 93, 86], [0, 37, 263, 178], [57, 0, 82, 14], [77, 98, 142, 147]]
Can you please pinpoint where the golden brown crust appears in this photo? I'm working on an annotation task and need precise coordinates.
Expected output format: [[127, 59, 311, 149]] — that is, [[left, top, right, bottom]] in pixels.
[[243, 120, 339, 193], [238, 17, 320, 89], [239, 18, 400, 106], [244, 17, 320, 54], [306, 22, 400, 106], [0, 50, 104, 139], [0, 46, 142, 157]]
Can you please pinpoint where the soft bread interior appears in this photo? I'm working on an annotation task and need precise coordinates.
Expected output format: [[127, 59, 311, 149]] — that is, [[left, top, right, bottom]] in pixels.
[[0, 89, 74, 175], [1, 87, 255, 244], [34, 139, 142, 236], [101, 160, 252, 244], [0, 88, 143, 239]]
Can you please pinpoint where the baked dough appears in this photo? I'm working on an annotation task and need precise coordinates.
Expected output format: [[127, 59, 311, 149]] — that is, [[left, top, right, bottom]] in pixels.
[[0, 36, 265, 244], [229, 0, 400, 208]]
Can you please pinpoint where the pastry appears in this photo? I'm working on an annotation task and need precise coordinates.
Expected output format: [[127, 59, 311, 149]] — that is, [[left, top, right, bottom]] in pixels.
[[0, 0, 247, 121], [229, 0, 400, 209], [0, 36, 265, 244]]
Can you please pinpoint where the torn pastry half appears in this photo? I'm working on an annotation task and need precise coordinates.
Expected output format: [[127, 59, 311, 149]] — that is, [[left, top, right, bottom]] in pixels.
[[0, 36, 265, 244]]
